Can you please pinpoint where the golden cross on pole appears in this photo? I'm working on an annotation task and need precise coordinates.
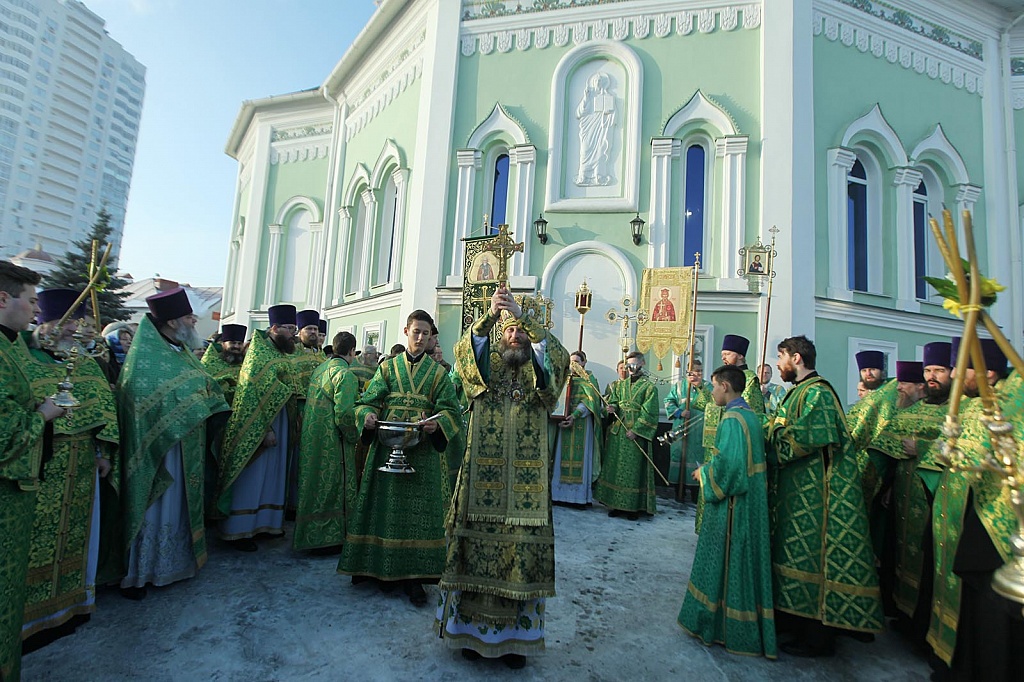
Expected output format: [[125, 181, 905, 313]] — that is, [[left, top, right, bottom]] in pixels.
[[481, 223, 524, 285], [606, 295, 648, 359]]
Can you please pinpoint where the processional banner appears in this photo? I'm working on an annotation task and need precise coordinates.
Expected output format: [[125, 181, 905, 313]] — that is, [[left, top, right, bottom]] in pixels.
[[635, 267, 695, 360]]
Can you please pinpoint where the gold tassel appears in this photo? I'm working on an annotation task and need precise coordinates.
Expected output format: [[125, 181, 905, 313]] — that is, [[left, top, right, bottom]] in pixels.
[[657, 360, 663, 371]]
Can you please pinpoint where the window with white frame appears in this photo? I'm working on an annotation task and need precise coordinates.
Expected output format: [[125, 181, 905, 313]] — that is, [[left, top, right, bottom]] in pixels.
[[483, 145, 511, 232], [681, 140, 708, 269], [280, 208, 311, 303], [913, 164, 947, 303], [912, 180, 929, 300], [346, 196, 368, 295], [847, 158, 869, 292], [374, 172, 399, 287]]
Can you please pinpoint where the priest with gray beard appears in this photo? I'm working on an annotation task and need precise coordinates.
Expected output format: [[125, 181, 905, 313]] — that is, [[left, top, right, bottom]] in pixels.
[[115, 287, 230, 599]]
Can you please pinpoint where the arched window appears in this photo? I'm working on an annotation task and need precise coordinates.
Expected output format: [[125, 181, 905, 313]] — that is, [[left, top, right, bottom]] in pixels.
[[913, 180, 929, 300], [682, 143, 706, 266], [280, 209, 311, 303], [489, 152, 510, 231], [346, 197, 368, 295], [847, 159, 869, 292], [374, 173, 399, 286]]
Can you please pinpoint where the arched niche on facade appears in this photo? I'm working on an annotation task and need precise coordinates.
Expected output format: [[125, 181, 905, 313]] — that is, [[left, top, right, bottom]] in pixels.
[[546, 40, 642, 213], [263, 195, 323, 307], [540, 240, 636, 390]]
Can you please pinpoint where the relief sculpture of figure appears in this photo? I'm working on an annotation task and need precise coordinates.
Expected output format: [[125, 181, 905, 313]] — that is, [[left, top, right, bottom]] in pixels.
[[575, 72, 616, 187]]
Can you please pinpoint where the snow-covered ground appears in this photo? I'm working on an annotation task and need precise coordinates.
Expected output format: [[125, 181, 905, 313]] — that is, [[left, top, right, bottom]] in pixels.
[[23, 498, 930, 681]]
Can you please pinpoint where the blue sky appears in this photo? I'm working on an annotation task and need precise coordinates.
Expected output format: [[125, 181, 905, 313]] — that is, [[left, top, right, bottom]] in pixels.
[[86, 0, 377, 286]]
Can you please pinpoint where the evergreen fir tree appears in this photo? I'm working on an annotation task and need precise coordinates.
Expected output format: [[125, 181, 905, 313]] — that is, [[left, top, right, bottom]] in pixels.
[[43, 208, 132, 323]]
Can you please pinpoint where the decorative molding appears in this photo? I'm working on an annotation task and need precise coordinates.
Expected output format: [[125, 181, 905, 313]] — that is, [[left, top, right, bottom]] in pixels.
[[270, 136, 331, 165], [663, 89, 738, 137], [909, 124, 970, 184], [271, 124, 332, 142], [273, 195, 323, 225], [459, 4, 761, 56], [467, 102, 530, 148], [345, 30, 427, 142], [841, 104, 909, 167], [325, 289, 403, 317], [1012, 79, 1024, 110], [817, 296, 969, 337], [813, 0, 985, 96]]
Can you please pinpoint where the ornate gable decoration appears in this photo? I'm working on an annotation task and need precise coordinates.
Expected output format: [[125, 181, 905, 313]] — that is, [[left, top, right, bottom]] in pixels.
[[814, 0, 985, 96], [270, 124, 332, 165], [459, 4, 761, 56], [345, 29, 427, 142]]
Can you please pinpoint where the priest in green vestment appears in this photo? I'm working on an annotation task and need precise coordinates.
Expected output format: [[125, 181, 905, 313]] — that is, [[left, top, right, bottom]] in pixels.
[[338, 309, 460, 606], [116, 288, 230, 599], [349, 348, 378, 391], [678, 365, 776, 659], [766, 335, 883, 657], [293, 331, 360, 552], [20, 290, 119, 640], [928, 339, 1024, 679], [201, 323, 247, 407], [594, 350, 660, 518], [437, 286, 569, 668], [0, 261, 64, 682], [551, 350, 603, 505], [690, 335, 765, 531], [216, 305, 298, 550], [664, 360, 709, 487]]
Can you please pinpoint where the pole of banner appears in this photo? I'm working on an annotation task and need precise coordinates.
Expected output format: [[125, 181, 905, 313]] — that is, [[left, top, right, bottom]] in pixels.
[[676, 252, 701, 503], [758, 226, 779, 378]]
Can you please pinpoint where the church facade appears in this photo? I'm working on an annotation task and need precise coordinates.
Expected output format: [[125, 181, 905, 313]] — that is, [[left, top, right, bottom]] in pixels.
[[219, 0, 1024, 402]]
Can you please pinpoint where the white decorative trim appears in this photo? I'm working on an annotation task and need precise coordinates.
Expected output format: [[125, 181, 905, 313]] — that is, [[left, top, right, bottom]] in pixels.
[[448, 149, 484, 285], [841, 104, 909, 167], [1013, 77, 1024, 110], [826, 147, 858, 301], [361, 320, 387, 351], [909, 124, 970, 185], [508, 144, 537, 280], [345, 52, 425, 141], [270, 137, 331, 165], [370, 139, 407, 188], [273, 195, 323, 225], [326, 289, 403, 318], [846, 334, 899, 405], [342, 164, 371, 206], [818, 296, 967, 337], [715, 135, 749, 281], [663, 90, 738, 137], [647, 136, 681, 268], [264, 224, 284, 307], [892, 166, 925, 311], [813, 0, 984, 97], [459, 4, 761, 55], [539, 240, 637, 300], [467, 103, 529, 148], [694, 290, 760, 313], [545, 40, 642, 212]]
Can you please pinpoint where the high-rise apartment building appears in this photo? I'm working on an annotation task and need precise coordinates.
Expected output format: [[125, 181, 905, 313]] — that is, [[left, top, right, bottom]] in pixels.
[[0, 0, 144, 261]]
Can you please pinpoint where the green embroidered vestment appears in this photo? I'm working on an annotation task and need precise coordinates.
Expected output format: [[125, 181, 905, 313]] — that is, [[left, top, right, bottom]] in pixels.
[[293, 358, 359, 551], [555, 369, 604, 484], [593, 376, 660, 514], [766, 375, 883, 633], [0, 332, 46, 682], [201, 343, 242, 407], [678, 406, 776, 658], [337, 353, 461, 580]]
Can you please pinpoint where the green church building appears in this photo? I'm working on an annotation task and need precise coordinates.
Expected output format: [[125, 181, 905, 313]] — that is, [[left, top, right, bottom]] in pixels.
[[219, 0, 1024, 402]]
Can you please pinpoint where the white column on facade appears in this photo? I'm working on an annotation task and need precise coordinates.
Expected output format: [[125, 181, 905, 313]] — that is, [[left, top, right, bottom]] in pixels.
[[982, 34, 1021, 344], [306, 221, 325, 305], [954, 183, 982, 256], [233, 124, 273, 326], [892, 167, 923, 312], [224, 235, 241, 314], [508, 144, 537, 284], [447, 149, 482, 286], [716, 135, 749, 282], [761, 0, 816, 340], [825, 147, 857, 301], [263, 224, 284, 307], [358, 187, 378, 297], [648, 137, 680, 268], [335, 206, 353, 303], [388, 168, 409, 286], [319, 99, 348, 311], [405, 0, 462, 311]]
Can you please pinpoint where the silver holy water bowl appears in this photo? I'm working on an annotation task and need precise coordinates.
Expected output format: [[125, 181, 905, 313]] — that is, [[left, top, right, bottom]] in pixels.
[[376, 420, 425, 474]]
